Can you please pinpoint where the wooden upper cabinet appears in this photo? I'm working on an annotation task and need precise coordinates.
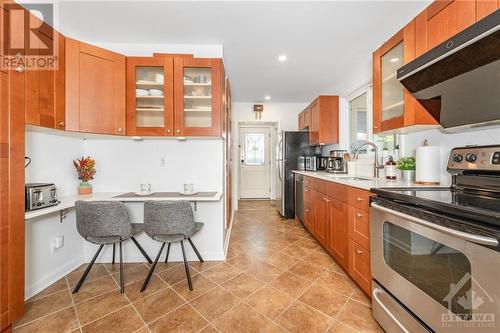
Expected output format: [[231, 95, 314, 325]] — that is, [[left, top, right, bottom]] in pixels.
[[174, 57, 222, 136], [126, 56, 174, 136], [476, 0, 499, 20], [306, 96, 339, 145], [415, 0, 476, 55], [24, 14, 65, 130], [373, 20, 437, 133], [65, 38, 126, 135]]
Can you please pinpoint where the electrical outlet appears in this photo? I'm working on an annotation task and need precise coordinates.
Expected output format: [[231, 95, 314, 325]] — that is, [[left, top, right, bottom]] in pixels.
[[51, 236, 64, 253], [160, 156, 167, 168]]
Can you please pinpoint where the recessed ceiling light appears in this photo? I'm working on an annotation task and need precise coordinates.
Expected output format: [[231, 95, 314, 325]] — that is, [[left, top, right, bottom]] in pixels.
[[278, 55, 287, 62], [389, 57, 400, 63], [265, 96, 271, 100]]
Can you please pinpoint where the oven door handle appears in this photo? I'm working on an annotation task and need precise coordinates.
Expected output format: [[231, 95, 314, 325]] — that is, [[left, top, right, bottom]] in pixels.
[[371, 202, 499, 247], [372, 287, 412, 333]]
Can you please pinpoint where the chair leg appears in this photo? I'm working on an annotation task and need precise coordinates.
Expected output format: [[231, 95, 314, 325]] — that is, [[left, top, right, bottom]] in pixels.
[[131, 236, 153, 264], [140, 243, 165, 292], [180, 240, 193, 291], [164, 243, 171, 263], [73, 244, 104, 294], [119, 241, 124, 293], [112, 243, 115, 265], [187, 238, 204, 263]]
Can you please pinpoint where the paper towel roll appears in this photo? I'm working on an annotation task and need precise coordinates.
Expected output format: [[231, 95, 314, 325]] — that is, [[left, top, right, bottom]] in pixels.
[[416, 145, 440, 184]]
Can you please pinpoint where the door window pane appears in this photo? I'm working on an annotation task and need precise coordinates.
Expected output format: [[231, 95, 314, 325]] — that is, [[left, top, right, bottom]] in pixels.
[[349, 93, 368, 153], [245, 133, 265, 166], [383, 222, 472, 317]]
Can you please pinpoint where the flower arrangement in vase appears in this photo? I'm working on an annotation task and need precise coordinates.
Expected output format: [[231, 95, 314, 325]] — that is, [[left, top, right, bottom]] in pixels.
[[73, 157, 96, 194]]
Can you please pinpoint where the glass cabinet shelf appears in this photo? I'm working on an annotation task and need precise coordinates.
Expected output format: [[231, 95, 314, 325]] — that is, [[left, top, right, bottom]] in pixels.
[[381, 42, 404, 122], [183, 67, 212, 128], [135, 66, 165, 128]]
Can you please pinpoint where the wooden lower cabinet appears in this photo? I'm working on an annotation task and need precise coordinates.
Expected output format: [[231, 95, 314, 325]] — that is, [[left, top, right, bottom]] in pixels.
[[298, 175, 372, 297], [348, 239, 371, 295], [313, 192, 329, 247], [327, 198, 349, 270]]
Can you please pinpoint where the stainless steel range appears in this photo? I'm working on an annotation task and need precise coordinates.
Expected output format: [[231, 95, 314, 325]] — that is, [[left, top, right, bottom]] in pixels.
[[370, 145, 500, 333]]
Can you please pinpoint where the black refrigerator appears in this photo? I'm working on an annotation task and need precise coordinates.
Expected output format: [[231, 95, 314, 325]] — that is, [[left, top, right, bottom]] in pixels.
[[275, 131, 311, 218]]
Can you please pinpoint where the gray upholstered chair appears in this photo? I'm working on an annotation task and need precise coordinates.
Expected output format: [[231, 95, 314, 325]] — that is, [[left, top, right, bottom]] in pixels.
[[74, 201, 152, 294], [141, 201, 204, 292]]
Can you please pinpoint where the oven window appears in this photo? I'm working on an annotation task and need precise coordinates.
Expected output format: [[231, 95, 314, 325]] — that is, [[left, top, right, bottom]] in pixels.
[[383, 222, 472, 316]]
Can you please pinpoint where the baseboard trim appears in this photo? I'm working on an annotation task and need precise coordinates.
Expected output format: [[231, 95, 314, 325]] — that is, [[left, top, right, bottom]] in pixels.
[[25, 257, 83, 300]]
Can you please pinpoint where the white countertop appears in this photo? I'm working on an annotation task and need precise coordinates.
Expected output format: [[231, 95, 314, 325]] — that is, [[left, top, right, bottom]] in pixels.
[[293, 171, 449, 191], [25, 191, 223, 220]]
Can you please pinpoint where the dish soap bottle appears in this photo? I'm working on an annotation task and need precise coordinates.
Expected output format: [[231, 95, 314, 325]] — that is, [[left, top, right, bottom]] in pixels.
[[386, 155, 397, 180]]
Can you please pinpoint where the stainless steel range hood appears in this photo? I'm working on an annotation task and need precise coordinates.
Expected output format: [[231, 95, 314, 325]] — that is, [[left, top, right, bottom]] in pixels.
[[397, 10, 500, 132]]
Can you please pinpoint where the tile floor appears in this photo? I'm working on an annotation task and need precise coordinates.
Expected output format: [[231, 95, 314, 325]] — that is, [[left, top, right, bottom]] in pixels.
[[14, 200, 383, 333]]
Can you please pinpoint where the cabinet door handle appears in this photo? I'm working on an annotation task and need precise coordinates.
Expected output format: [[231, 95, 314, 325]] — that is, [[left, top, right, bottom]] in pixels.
[[58, 121, 65, 127], [305, 189, 310, 192], [324, 198, 330, 202], [15, 66, 24, 73], [177, 129, 181, 134], [356, 197, 364, 202], [356, 249, 363, 255], [167, 129, 171, 133], [374, 125, 379, 129], [117, 128, 123, 133], [356, 213, 364, 217], [305, 209, 310, 212]]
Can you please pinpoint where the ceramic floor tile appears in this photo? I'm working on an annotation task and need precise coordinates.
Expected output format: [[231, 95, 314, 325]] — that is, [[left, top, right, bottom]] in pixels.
[[66, 264, 110, 288], [245, 285, 293, 319], [327, 320, 359, 333], [72, 275, 120, 304], [220, 272, 264, 299], [275, 300, 333, 333], [243, 260, 284, 283], [262, 252, 300, 271], [111, 264, 150, 285], [27, 277, 69, 302], [14, 307, 79, 333], [171, 274, 217, 302], [281, 244, 313, 259], [337, 300, 384, 333], [81, 305, 144, 333], [203, 263, 241, 284], [124, 274, 169, 302], [269, 271, 311, 298], [75, 289, 130, 325], [188, 261, 224, 273], [148, 304, 208, 333], [303, 250, 335, 269], [189, 286, 240, 321], [156, 264, 198, 286], [299, 283, 349, 317], [315, 270, 356, 297], [212, 303, 271, 333], [133, 287, 185, 324], [351, 288, 371, 306], [286, 261, 325, 281], [16, 289, 73, 326]]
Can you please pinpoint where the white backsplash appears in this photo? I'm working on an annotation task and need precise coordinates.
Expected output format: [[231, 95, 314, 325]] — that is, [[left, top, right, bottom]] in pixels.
[[400, 126, 500, 185]]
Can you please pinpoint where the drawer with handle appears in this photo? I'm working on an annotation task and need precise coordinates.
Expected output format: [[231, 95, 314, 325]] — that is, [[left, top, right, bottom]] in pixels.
[[348, 187, 371, 211], [348, 206, 370, 249], [348, 238, 371, 295]]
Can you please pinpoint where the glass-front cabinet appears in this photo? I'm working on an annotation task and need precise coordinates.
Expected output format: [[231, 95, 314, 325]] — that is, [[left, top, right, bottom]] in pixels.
[[126, 57, 174, 136], [174, 58, 221, 136], [372, 20, 437, 133]]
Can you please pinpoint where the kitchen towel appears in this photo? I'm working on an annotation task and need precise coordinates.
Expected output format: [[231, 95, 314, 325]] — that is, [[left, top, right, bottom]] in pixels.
[[416, 143, 440, 184]]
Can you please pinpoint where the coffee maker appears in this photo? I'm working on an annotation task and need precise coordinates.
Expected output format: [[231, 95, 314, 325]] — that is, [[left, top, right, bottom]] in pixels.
[[327, 150, 348, 174]]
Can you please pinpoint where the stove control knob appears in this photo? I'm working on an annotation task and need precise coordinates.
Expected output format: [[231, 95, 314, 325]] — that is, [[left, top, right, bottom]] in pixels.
[[466, 153, 477, 163], [453, 154, 463, 162]]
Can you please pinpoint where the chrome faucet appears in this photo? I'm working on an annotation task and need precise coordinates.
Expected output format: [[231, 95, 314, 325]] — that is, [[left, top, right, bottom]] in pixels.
[[353, 141, 385, 178]]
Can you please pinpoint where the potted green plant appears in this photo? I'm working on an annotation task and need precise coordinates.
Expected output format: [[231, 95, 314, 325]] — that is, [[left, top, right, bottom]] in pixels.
[[397, 156, 416, 182], [73, 157, 96, 194]]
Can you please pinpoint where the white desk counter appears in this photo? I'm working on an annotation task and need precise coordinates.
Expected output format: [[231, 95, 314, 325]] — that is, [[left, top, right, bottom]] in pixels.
[[25, 191, 223, 220]]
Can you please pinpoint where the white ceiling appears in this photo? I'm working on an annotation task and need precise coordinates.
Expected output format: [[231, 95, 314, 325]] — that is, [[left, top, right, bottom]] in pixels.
[[52, 0, 431, 103]]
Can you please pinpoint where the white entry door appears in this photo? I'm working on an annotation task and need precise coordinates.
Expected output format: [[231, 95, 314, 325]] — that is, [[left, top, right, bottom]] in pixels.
[[239, 127, 271, 199]]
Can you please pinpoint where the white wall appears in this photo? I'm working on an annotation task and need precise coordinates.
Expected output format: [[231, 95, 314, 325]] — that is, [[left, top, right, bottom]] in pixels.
[[24, 131, 227, 298], [83, 138, 226, 263], [231, 102, 307, 208], [401, 126, 500, 185], [25, 131, 85, 299]]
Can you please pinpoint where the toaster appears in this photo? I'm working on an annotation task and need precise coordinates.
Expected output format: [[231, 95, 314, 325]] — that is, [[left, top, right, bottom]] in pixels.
[[25, 183, 59, 212]]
